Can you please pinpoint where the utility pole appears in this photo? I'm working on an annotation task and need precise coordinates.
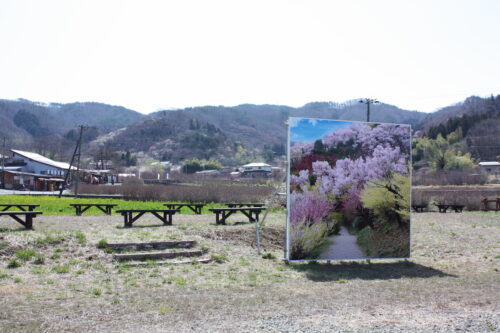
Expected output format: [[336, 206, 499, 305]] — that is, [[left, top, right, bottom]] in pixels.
[[74, 126, 84, 197], [59, 125, 86, 198], [359, 98, 379, 122], [1, 137, 5, 189]]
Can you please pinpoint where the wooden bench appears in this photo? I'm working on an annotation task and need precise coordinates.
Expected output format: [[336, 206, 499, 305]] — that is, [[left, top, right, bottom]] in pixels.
[[481, 198, 500, 212], [0, 211, 43, 229], [225, 203, 265, 208], [0, 204, 40, 212], [115, 209, 180, 228], [164, 203, 205, 215], [450, 204, 465, 213], [435, 204, 450, 213], [411, 205, 427, 213], [208, 207, 266, 225], [70, 203, 117, 216]]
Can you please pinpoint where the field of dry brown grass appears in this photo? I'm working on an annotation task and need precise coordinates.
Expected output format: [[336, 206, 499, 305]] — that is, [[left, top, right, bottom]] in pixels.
[[0, 211, 498, 332]]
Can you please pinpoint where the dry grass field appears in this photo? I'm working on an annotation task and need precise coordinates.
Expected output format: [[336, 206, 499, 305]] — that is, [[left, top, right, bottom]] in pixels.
[[0, 211, 498, 332]]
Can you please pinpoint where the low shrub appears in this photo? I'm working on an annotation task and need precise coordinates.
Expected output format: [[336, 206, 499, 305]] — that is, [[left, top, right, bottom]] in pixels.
[[412, 186, 500, 211], [96, 239, 108, 249], [413, 169, 488, 186], [78, 183, 274, 203], [262, 253, 276, 260], [7, 258, 21, 269]]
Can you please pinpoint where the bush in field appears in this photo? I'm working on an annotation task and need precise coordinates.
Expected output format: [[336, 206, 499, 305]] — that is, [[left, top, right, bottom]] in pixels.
[[412, 169, 488, 186], [79, 183, 274, 203]]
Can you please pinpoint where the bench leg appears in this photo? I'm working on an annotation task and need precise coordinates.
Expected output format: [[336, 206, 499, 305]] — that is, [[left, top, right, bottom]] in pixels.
[[124, 213, 131, 228], [26, 215, 33, 230]]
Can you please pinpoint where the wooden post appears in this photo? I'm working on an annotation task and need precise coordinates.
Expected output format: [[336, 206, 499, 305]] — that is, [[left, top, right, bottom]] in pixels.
[[255, 215, 261, 255]]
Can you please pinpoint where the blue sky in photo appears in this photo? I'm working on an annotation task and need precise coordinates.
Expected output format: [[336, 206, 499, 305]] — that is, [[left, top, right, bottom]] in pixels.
[[290, 118, 353, 143]]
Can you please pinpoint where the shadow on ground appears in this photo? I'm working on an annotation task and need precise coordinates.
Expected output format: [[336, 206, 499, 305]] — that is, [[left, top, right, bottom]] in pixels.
[[0, 227, 32, 233], [115, 224, 171, 229], [289, 260, 457, 281]]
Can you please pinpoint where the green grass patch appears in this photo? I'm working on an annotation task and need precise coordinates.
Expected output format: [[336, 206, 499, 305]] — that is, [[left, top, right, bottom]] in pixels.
[[36, 234, 65, 246], [92, 288, 102, 296], [74, 231, 87, 245], [210, 252, 229, 263], [15, 249, 37, 261], [0, 195, 222, 216], [52, 265, 70, 274]]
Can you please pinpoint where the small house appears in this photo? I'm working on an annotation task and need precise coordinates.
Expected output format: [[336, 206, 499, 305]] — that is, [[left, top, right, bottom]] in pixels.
[[240, 162, 272, 178], [479, 161, 500, 174]]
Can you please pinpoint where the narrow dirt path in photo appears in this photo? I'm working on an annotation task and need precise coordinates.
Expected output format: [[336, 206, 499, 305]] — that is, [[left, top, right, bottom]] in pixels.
[[320, 226, 367, 259]]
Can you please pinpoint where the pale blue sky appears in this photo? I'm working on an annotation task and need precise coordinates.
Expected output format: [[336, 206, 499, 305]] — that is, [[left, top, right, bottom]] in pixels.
[[290, 118, 353, 143], [1, 0, 499, 114]]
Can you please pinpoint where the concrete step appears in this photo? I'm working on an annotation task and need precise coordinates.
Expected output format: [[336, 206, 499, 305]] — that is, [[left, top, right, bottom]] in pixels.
[[122, 258, 212, 266], [113, 249, 207, 261], [106, 240, 196, 252]]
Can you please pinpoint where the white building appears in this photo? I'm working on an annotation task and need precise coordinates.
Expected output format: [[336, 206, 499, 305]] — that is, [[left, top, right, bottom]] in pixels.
[[9, 149, 74, 177], [479, 161, 500, 174], [240, 162, 272, 177]]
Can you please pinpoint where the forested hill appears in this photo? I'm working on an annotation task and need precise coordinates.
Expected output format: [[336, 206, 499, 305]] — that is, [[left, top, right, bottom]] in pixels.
[[0, 99, 145, 144], [98, 101, 426, 165], [417, 95, 500, 131], [420, 95, 500, 161], [2, 95, 497, 164]]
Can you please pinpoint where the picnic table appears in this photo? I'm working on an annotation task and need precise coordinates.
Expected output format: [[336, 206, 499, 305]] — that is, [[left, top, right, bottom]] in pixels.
[[481, 198, 500, 212], [435, 204, 450, 213], [0, 211, 43, 229], [70, 203, 117, 216], [411, 205, 427, 213], [164, 203, 205, 215], [208, 207, 266, 225], [225, 203, 265, 208], [0, 204, 40, 212], [450, 204, 465, 213], [115, 209, 180, 228]]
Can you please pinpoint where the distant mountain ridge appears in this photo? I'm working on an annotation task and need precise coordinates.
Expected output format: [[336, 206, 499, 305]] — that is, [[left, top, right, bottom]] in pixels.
[[0, 99, 145, 142], [1, 96, 497, 164], [98, 101, 426, 165]]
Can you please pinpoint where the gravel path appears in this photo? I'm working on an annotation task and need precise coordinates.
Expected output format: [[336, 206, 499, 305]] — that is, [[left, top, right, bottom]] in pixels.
[[320, 226, 367, 260]]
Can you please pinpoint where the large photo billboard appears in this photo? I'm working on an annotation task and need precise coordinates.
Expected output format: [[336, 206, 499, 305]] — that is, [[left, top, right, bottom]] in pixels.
[[286, 118, 411, 261]]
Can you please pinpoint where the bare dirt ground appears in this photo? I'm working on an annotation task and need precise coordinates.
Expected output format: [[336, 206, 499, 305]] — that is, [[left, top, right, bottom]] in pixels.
[[0, 211, 498, 332]]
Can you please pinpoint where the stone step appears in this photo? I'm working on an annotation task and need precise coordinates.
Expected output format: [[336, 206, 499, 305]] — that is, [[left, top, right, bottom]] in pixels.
[[113, 249, 207, 261], [105, 240, 196, 252], [122, 258, 212, 266]]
